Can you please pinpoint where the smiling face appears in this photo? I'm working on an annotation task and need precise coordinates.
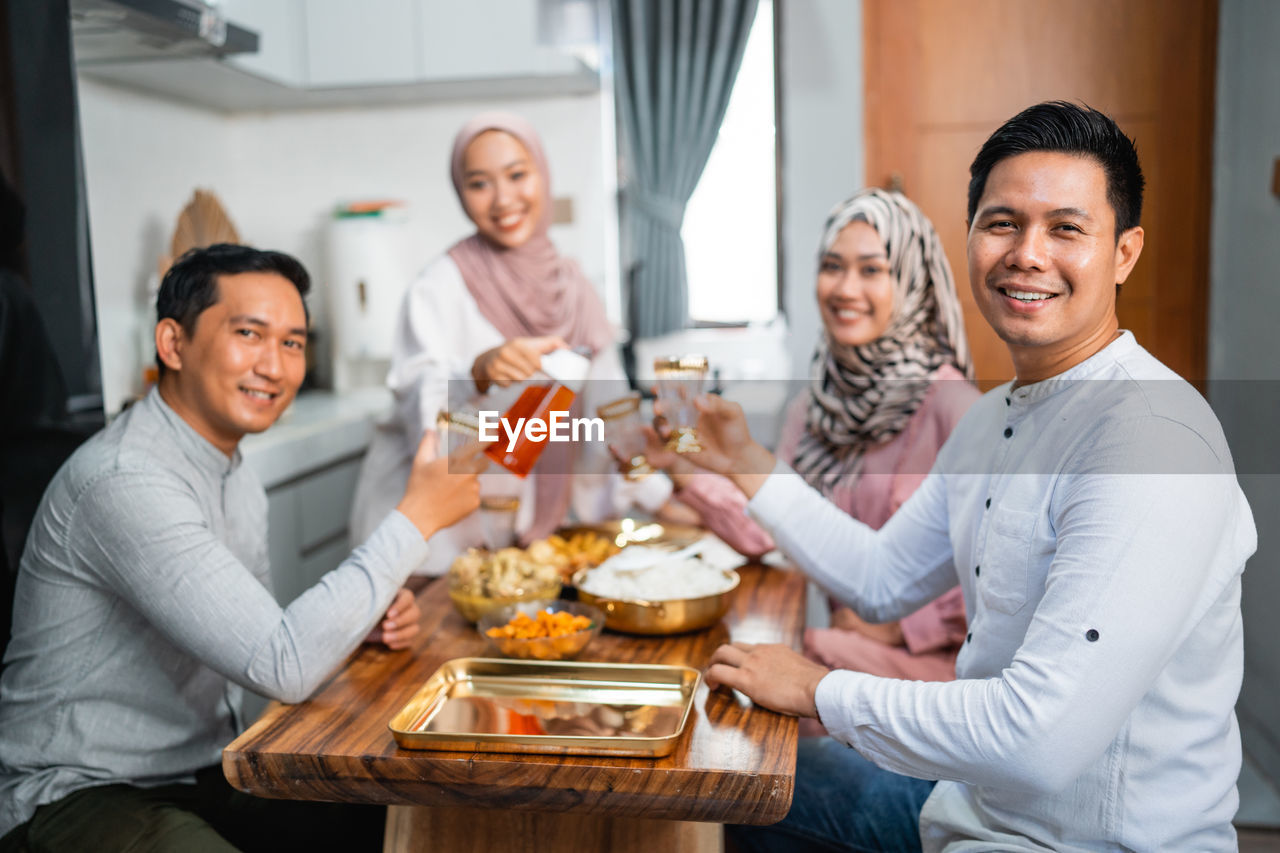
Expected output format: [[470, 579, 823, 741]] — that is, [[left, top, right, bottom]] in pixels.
[[156, 270, 308, 454], [817, 220, 895, 348], [459, 130, 545, 249], [966, 151, 1144, 383]]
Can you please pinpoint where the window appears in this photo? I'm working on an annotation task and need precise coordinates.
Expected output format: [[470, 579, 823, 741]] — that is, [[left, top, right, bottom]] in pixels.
[[683, 0, 777, 325]]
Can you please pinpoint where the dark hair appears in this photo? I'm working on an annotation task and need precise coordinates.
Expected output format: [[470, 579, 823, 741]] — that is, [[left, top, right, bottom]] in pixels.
[[967, 101, 1144, 240], [156, 243, 310, 375]]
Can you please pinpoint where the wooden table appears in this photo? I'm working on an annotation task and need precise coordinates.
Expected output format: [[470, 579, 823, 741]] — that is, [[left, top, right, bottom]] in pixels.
[[223, 563, 806, 852]]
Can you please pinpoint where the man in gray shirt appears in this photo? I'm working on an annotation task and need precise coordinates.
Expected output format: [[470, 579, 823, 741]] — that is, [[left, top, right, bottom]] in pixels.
[[0, 244, 485, 851]]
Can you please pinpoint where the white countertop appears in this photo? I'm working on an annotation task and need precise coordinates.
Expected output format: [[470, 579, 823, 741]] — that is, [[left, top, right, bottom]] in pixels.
[[241, 387, 392, 489]]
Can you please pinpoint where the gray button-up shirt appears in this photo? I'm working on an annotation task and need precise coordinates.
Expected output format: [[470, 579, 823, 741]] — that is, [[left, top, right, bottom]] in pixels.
[[0, 389, 428, 834]]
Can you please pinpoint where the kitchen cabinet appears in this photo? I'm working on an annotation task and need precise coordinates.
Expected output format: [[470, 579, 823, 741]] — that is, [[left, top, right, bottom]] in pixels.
[[75, 0, 598, 112], [240, 388, 392, 606], [417, 0, 585, 82], [263, 455, 363, 607], [305, 0, 419, 88], [218, 0, 307, 87]]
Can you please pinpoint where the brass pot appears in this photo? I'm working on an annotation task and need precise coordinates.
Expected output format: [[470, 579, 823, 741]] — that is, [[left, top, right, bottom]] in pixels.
[[576, 570, 740, 635]]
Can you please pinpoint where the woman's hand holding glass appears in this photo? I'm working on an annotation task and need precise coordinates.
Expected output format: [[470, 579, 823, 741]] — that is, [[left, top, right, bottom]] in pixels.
[[603, 420, 688, 485], [652, 394, 776, 498], [470, 335, 567, 393], [597, 392, 655, 481]]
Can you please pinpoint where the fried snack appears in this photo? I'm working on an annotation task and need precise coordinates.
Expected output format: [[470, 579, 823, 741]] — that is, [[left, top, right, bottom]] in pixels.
[[484, 607, 597, 659], [485, 609, 593, 640], [527, 531, 622, 582]]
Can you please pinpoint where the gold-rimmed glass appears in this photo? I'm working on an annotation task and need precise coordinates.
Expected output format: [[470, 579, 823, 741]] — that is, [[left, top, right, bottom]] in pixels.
[[438, 408, 520, 549], [597, 391, 653, 481], [653, 355, 709, 454], [436, 407, 480, 443]]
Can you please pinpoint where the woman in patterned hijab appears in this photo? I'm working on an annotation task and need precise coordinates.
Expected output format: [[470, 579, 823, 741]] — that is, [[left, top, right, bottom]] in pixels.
[[791, 188, 972, 496], [650, 187, 975, 682]]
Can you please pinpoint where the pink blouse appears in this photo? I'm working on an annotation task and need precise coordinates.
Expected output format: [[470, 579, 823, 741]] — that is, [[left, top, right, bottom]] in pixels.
[[676, 364, 978, 681]]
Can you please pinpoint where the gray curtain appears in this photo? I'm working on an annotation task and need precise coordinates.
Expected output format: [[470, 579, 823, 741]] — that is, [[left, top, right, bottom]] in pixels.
[[612, 0, 759, 338]]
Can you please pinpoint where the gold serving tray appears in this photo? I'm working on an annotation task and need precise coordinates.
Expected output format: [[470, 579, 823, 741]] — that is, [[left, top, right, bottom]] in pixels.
[[388, 658, 700, 757]]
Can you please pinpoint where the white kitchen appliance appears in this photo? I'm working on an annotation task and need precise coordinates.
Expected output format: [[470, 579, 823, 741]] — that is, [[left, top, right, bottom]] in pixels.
[[326, 205, 413, 393]]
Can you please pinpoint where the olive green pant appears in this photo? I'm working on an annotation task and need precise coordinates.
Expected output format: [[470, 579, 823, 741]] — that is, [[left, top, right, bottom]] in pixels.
[[0, 764, 385, 853]]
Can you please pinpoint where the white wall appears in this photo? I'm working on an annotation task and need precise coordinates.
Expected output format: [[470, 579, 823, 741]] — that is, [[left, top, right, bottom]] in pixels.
[[1209, 0, 1280, 789], [78, 80, 231, 416], [777, 0, 863, 377], [77, 77, 608, 414]]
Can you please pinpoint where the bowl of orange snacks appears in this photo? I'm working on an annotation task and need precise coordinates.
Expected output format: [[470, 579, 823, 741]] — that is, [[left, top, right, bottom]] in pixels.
[[476, 600, 604, 661]]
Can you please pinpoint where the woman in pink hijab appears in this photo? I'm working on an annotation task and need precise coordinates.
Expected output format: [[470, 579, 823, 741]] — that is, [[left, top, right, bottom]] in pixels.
[[350, 113, 671, 573], [446, 112, 614, 376]]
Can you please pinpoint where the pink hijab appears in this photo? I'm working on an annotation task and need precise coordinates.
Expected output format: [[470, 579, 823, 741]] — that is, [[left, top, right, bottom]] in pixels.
[[446, 112, 612, 540], [446, 112, 613, 355]]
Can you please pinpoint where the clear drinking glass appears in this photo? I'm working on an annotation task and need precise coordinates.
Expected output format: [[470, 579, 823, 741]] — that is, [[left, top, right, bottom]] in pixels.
[[435, 407, 480, 452], [437, 409, 522, 548], [653, 355, 709, 453], [597, 391, 653, 481], [437, 408, 523, 550], [478, 468, 523, 550]]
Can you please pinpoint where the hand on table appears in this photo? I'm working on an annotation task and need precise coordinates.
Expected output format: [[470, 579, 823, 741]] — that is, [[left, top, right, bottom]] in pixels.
[[364, 587, 421, 649], [471, 335, 568, 393], [705, 642, 828, 718]]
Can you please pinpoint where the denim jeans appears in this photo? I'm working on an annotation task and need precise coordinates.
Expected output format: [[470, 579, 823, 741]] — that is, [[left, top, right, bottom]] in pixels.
[[727, 736, 934, 853]]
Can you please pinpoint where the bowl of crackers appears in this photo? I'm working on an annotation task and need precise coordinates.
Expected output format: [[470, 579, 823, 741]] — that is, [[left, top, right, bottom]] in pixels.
[[447, 547, 563, 623], [477, 599, 604, 661]]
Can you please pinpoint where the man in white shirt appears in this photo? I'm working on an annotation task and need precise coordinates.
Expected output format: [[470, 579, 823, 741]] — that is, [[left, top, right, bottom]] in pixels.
[[687, 102, 1256, 851]]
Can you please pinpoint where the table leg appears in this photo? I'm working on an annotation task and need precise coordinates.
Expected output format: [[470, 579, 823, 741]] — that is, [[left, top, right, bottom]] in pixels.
[[383, 805, 724, 852]]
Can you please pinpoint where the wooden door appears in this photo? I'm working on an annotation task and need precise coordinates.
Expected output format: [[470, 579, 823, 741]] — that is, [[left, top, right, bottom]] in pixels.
[[865, 0, 1218, 384]]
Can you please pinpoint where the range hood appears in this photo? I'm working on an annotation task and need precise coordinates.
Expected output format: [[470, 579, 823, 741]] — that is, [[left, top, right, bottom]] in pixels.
[[70, 0, 258, 65]]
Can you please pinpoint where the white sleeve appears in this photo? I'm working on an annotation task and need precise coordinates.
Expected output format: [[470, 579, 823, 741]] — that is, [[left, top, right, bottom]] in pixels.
[[747, 460, 959, 622], [812, 421, 1252, 794]]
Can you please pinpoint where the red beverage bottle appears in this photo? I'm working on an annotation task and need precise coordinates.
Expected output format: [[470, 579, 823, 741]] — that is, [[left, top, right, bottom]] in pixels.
[[484, 349, 591, 478]]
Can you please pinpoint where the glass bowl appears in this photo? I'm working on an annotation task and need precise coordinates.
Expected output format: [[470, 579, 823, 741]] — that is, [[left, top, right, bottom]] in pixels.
[[448, 578, 563, 623], [447, 547, 563, 623], [476, 599, 604, 661]]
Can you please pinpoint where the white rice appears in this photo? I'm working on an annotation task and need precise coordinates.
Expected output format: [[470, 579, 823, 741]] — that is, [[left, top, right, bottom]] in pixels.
[[578, 548, 735, 601]]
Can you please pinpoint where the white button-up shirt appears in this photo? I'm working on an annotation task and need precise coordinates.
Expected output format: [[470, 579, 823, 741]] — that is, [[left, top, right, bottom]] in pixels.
[[748, 332, 1256, 852]]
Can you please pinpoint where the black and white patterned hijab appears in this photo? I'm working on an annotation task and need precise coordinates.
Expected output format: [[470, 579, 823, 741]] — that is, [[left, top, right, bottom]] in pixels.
[[792, 189, 972, 497]]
